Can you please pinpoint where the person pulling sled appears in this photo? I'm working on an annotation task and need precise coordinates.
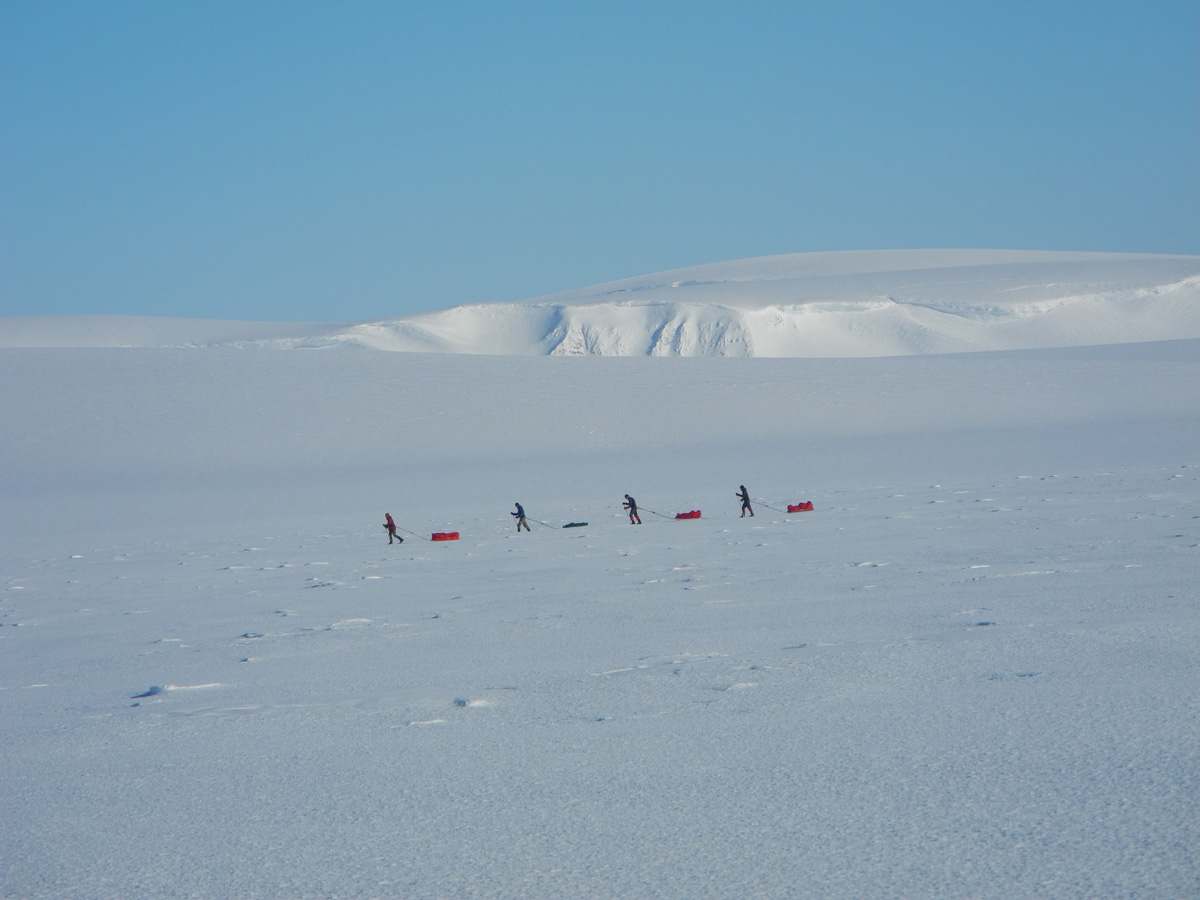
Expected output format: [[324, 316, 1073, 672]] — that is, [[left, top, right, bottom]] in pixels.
[[384, 513, 404, 544], [623, 494, 641, 524], [512, 502, 531, 532], [737, 485, 754, 517]]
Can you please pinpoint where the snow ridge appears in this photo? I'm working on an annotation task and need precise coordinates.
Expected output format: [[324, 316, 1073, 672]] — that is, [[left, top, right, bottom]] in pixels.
[[3, 250, 1198, 356], [266, 250, 1200, 357]]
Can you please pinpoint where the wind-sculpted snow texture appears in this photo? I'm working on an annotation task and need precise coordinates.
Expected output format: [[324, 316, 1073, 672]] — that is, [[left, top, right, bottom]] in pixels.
[[1, 330, 1196, 899]]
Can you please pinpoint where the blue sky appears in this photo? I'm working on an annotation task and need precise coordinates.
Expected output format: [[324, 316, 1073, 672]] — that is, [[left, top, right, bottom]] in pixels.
[[2, 1, 1197, 322]]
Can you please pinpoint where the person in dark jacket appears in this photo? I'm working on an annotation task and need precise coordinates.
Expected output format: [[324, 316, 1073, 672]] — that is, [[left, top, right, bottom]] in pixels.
[[737, 485, 754, 517], [384, 513, 403, 543], [623, 494, 641, 524], [512, 502, 531, 532]]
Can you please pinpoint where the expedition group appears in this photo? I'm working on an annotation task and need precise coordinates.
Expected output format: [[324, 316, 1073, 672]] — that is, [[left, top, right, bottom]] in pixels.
[[382, 485, 813, 544]]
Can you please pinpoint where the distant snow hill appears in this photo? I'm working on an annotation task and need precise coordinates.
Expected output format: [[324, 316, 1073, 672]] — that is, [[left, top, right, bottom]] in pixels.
[[5, 249, 1199, 356]]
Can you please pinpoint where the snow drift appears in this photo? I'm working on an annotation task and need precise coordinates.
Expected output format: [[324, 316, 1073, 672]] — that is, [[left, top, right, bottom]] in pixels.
[[4, 250, 1198, 356]]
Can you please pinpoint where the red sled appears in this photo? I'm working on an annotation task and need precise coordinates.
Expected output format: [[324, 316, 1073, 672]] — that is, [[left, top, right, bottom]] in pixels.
[[675, 510, 702, 519], [787, 502, 814, 513], [431, 532, 460, 541]]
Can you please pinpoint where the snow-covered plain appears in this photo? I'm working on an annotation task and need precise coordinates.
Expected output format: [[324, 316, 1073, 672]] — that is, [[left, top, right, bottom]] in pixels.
[[1, 254, 1198, 899]]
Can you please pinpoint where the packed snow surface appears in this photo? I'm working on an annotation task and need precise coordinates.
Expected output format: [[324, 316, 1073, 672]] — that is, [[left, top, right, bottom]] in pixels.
[[5, 249, 1199, 356], [2, 327, 1196, 898]]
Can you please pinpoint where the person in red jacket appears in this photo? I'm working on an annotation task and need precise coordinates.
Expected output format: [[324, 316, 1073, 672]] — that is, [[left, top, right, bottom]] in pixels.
[[384, 513, 403, 544]]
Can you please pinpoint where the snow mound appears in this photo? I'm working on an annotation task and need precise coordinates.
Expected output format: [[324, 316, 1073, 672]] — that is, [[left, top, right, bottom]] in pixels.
[[4, 250, 1198, 356], [319, 250, 1200, 357]]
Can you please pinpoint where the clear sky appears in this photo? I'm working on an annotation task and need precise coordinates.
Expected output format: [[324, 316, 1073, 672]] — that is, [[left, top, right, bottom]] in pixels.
[[2, 1, 1197, 323]]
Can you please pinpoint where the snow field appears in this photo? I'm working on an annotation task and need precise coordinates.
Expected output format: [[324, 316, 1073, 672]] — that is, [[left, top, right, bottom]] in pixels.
[[1, 340, 1197, 899]]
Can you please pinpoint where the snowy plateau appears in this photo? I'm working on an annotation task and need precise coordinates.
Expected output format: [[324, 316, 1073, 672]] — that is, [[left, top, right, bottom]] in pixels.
[[1, 250, 1197, 900]]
